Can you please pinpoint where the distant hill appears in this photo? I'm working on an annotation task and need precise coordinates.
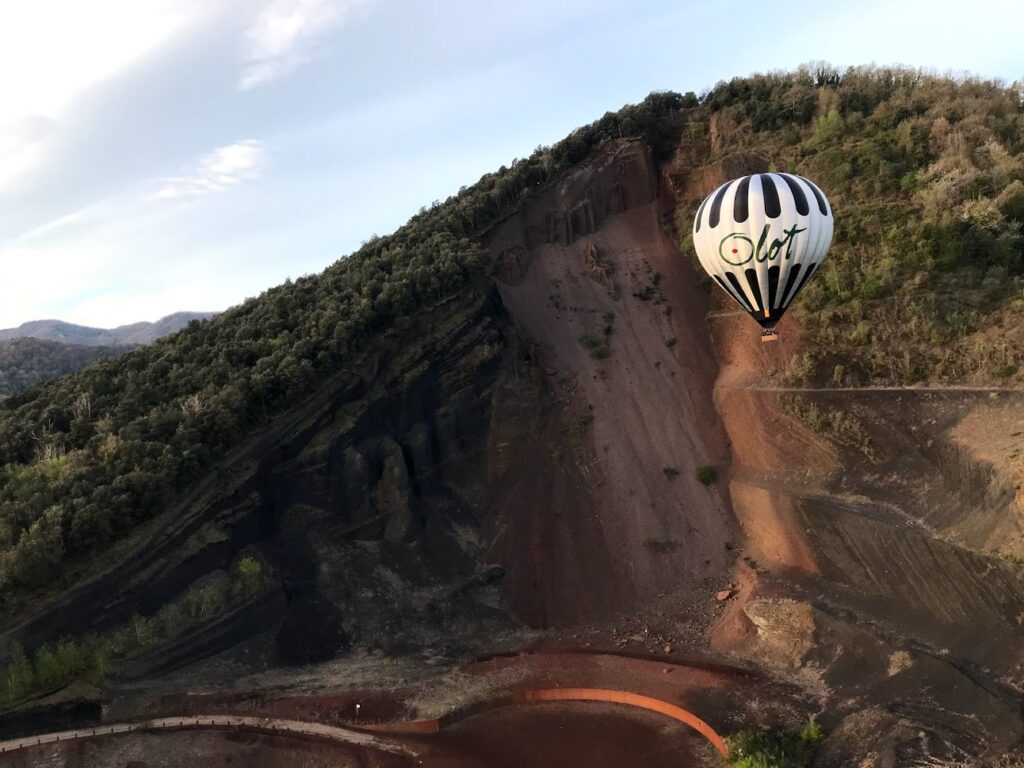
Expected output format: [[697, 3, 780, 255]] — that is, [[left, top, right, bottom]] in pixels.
[[0, 338, 134, 397], [0, 312, 215, 396], [0, 312, 215, 347]]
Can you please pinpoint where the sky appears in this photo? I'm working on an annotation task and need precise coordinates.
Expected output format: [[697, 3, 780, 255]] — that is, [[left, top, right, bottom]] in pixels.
[[1, 0, 1022, 329]]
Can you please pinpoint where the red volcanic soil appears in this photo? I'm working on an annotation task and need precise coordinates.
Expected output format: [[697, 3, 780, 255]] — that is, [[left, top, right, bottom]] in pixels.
[[483, 140, 737, 628], [414, 702, 708, 768]]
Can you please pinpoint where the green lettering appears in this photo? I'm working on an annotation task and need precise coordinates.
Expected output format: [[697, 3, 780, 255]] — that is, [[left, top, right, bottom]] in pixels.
[[719, 225, 806, 265], [719, 233, 754, 266], [754, 225, 770, 261], [783, 225, 806, 259]]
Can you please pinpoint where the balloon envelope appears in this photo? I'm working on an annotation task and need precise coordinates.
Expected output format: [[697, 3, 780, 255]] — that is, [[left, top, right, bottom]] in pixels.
[[692, 173, 833, 328]]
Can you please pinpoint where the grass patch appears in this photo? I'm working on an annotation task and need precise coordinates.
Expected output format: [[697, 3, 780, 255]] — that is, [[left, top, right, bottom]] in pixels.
[[781, 395, 876, 463], [633, 285, 656, 301], [696, 465, 717, 485], [578, 331, 610, 360], [644, 538, 681, 554]]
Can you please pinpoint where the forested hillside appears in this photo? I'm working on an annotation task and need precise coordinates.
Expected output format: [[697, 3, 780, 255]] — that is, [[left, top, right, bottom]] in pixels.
[[0, 340, 133, 398], [687, 68, 1024, 384], [2, 65, 1022, 611], [0, 93, 689, 599]]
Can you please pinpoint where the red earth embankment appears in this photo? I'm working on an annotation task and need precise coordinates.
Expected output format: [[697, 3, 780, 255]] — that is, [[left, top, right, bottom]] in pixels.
[[483, 139, 737, 628]]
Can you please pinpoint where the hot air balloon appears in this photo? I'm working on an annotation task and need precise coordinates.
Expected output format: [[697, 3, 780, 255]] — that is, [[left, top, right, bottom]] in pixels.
[[692, 173, 833, 341]]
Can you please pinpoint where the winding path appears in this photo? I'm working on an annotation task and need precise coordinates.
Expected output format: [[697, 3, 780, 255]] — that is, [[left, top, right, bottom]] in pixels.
[[0, 690, 729, 761], [0, 715, 417, 759]]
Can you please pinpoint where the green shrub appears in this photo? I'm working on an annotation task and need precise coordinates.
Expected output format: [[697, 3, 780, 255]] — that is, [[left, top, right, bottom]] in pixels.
[[578, 332, 611, 359], [236, 555, 265, 597], [643, 538, 681, 554], [633, 286, 656, 301], [726, 717, 823, 767], [696, 465, 717, 485]]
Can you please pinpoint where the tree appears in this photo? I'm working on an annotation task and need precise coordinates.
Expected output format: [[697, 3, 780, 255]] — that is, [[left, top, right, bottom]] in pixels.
[[4, 644, 35, 703], [236, 555, 265, 597]]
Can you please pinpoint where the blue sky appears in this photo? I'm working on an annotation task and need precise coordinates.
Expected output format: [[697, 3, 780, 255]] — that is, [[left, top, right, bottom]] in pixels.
[[1, 0, 1021, 329]]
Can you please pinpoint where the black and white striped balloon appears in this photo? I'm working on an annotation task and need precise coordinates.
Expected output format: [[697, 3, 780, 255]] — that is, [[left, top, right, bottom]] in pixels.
[[692, 173, 833, 329]]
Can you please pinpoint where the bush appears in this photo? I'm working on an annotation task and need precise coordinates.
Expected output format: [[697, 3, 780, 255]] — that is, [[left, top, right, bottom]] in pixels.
[[578, 332, 611, 359], [696, 465, 717, 485], [726, 717, 823, 767], [235, 555, 265, 597]]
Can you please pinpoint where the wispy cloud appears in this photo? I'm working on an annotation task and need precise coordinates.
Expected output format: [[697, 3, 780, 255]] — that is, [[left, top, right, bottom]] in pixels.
[[239, 0, 375, 90], [154, 140, 266, 201], [0, 1, 214, 187], [10, 200, 111, 243]]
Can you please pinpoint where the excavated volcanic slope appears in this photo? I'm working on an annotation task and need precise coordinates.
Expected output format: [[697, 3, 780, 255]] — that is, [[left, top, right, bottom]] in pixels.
[[5, 135, 1024, 768], [483, 140, 737, 627], [669, 155, 1024, 762]]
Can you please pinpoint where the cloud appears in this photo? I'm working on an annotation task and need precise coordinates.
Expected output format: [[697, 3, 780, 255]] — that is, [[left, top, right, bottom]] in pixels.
[[10, 201, 111, 244], [154, 140, 266, 201], [0, 1, 215, 187], [239, 0, 375, 89]]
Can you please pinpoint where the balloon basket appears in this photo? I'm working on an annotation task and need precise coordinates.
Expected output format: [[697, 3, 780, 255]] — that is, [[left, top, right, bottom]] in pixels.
[[760, 328, 779, 343]]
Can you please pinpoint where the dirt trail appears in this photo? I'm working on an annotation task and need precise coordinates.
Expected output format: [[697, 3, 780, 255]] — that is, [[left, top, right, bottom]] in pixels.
[[0, 715, 416, 759], [1, 650, 762, 768], [729, 384, 1024, 393], [704, 286, 1024, 760]]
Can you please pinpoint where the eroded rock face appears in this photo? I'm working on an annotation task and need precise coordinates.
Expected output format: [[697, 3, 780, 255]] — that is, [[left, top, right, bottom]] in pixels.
[[740, 599, 816, 672], [3, 286, 522, 670]]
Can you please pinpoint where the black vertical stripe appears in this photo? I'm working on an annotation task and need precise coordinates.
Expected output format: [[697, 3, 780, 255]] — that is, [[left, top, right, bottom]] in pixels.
[[788, 262, 820, 306], [708, 180, 734, 228], [713, 275, 752, 312], [767, 265, 780, 309], [801, 176, 829, 215], [779, 263, 803, 308], [694, 193, 710, 233], [778, 174, 809, 215], [744, 268, 764, 311], [732, 175, 752, 223], [724, 272, 753, 311], [759, 174, 781, 218]]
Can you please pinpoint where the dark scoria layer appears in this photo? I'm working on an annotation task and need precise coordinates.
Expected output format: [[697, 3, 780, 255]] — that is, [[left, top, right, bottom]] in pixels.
[[3, 285, 519, 669]]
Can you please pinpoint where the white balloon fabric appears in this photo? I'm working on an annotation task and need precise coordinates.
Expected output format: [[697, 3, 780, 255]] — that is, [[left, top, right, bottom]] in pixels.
[[692, 173, 833, 329]]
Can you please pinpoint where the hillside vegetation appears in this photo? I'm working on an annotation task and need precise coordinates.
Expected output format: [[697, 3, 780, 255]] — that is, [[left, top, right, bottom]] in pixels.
[[691, 66, 1024, 384], [0, 339, 133, 398], [1, 65, 1022, 612], [0, 94, 689, 600]]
